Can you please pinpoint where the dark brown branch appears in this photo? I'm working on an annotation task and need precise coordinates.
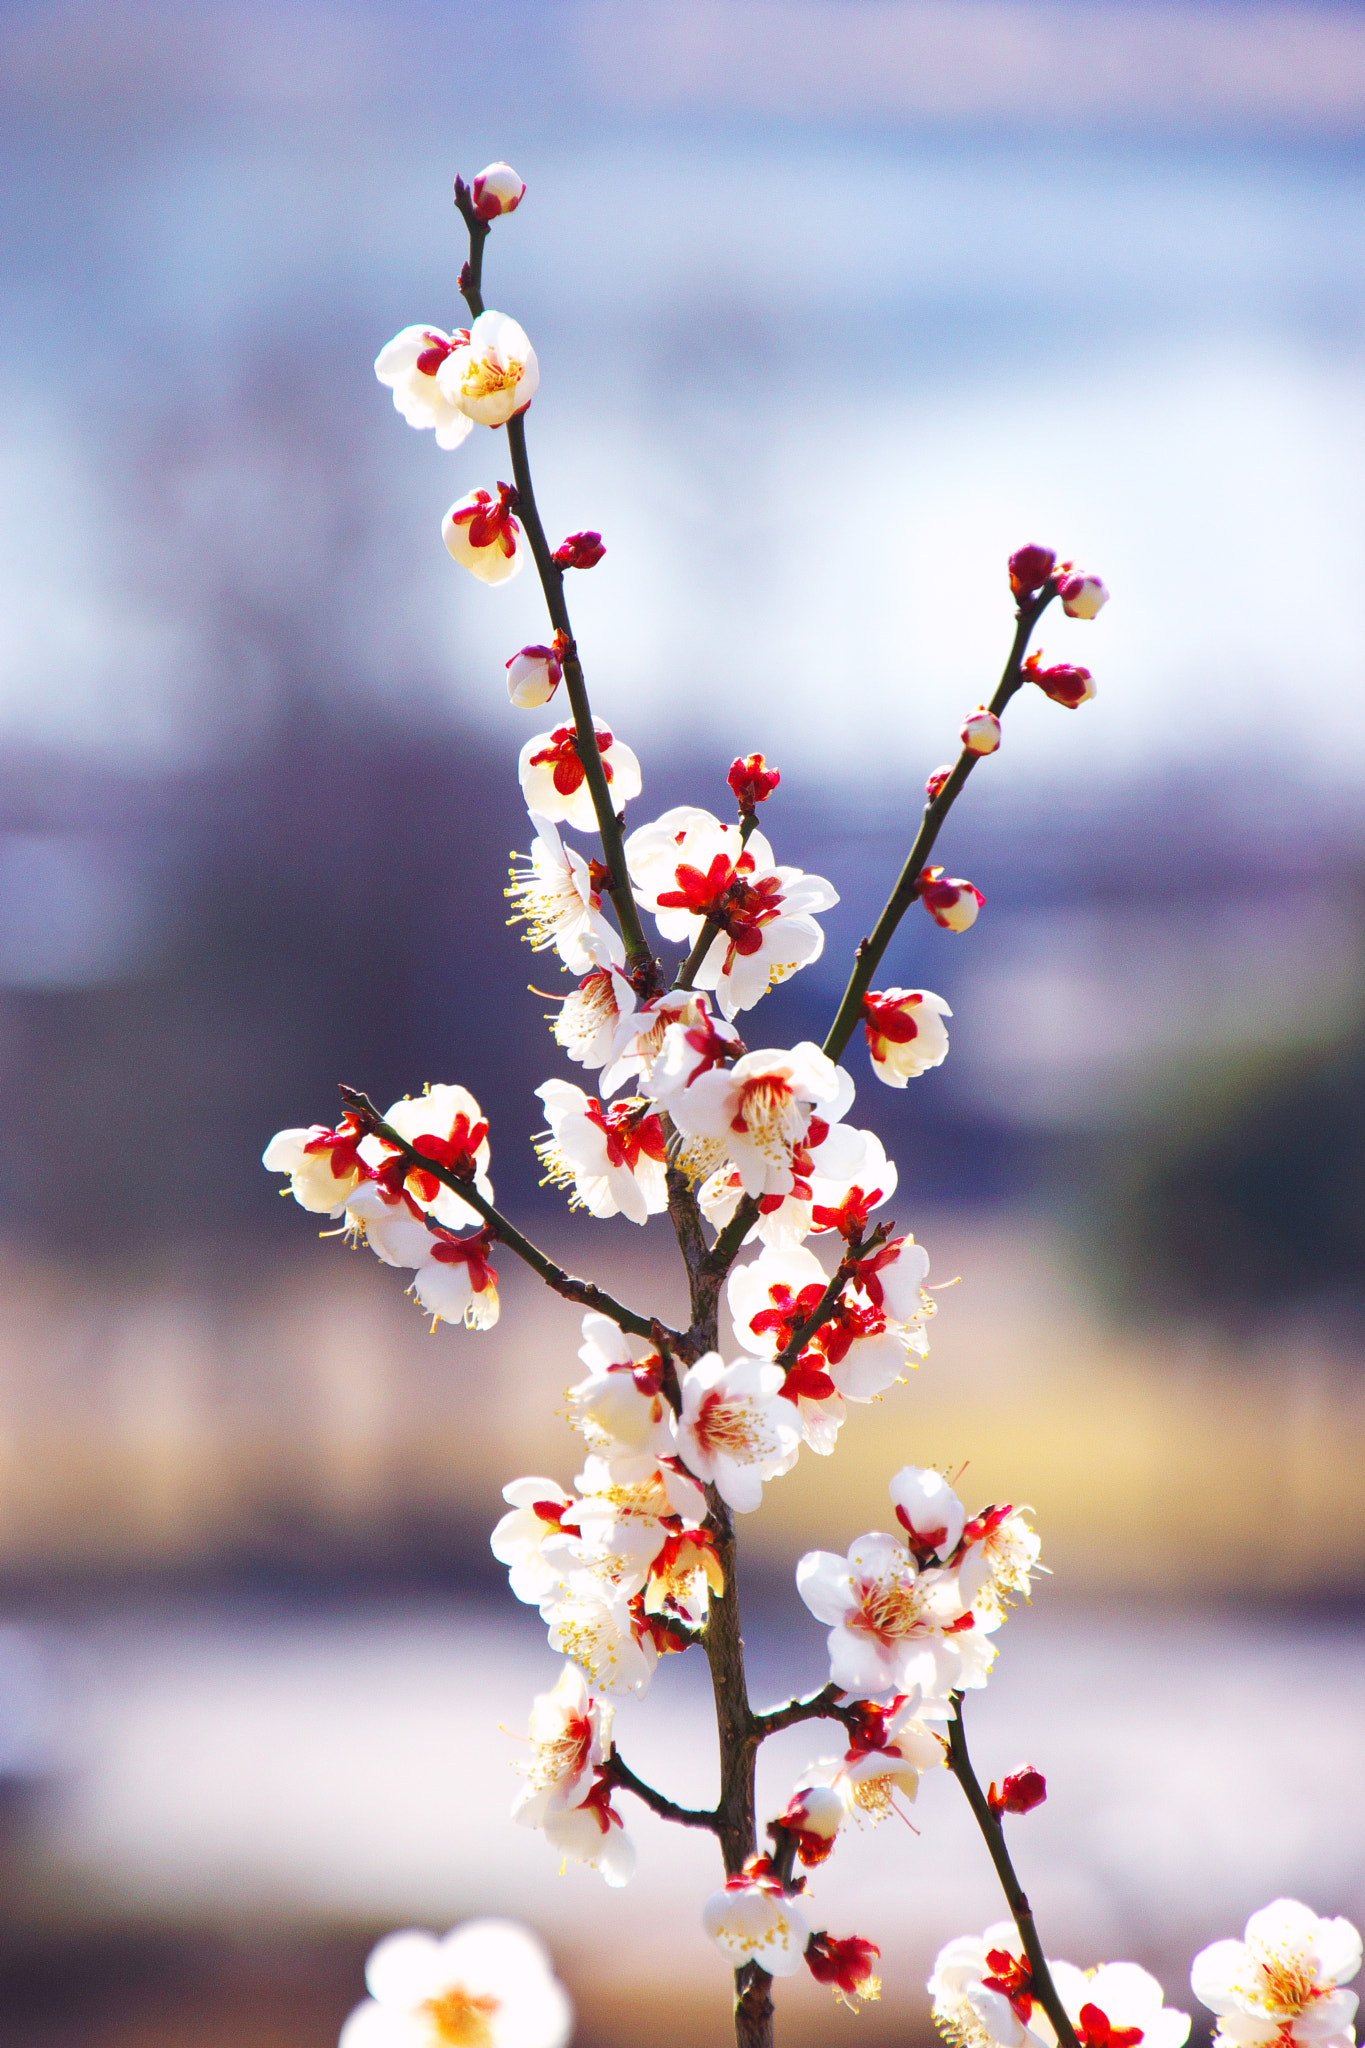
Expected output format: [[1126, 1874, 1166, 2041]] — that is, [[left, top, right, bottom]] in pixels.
[[337, 1087, 670, 1344], [751, 1681, 854, 1740], [821, 589, 1055, 1063], [946, 1695, 1082, 2048], [603, 1751, 719, 1832], [452, 179, 489, 319]]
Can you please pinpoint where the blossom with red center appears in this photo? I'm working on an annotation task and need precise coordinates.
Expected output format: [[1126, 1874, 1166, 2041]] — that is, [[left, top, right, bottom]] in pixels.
[[597, 987, 718, 1100], [435, 310, 538, 427], [701, 1112, 896, 1253], [625, 805, 836, 1018], [1051, 1965, 1190, 2048], [918, 865, 983, 932], [1192, 1900, 1361, 2048], [518, 715, 642, 833], [930, 1925, 1055, 2048], [365, 1084, 494, 1228], [340, 1919, 571, 2048], [861, 986, 952, 1086], [671, 1352, 802, 1512], [535, 1079, 668, 1225], [568, 1313, 671, 1455], [506, 641, 564, 709], [443, 483, 524, 584], [988, 1766, 1048, 1818], [796, 1527, 979, 1700], [470, 160, 526, 218], [1023, 649, 1096, 708], [409, 1224, 500, 1329], [506, 811, 624, 974], [668, 1041, 843, 1200], [551, 530, 605, 569], [806, 1931, 882, 2008], [1058, 570, 1109, 619], [728, 752, 781, 812], [373, 324, 474, 449], [962, 706, 1002, 755], [889, 1465, 966, 1565], [262, 1116, 366, 1215], [490, 1478, 580, 1605], [1008, 543, 1057, 599], [511, 1661, 611, 1827], [957, 1502, 1044, 1617]]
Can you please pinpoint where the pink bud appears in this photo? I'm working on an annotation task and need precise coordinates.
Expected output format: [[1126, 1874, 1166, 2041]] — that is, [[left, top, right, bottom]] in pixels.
[[987, 1765, 1047, 1817], [961, 707, 1001, 755], [728, 752, 780, 812], [1058, 571, 1108, 619], [553, 530, 605, 571], [1008, 543, 1056, 599], [1023, 651, 1095, 708], [506, 642, 563, 709], [925, 765, 953, 802], [471, 161, 526, 219], [917, 866, 982, 932]]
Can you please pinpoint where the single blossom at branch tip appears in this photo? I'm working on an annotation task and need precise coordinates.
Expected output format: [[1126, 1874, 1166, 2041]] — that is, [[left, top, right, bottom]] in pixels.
[[806, 1931, 882, 2008], [506, 638, 565, 708], [702, 1864, 811, 1977], [373, 324, 474, 448], [1008, 542, 1058, 599], [988, 1765, 1048, 1818], [470, 160, 526, 217], [551, 530, 605, 569], [435, 310, 538, 427], [926, 764, 954, 801], [1024, 650, 1096, 709], [728, 751, 781, 812], [918, 866, 983, 932], [1191, 1899, 1361, 2048], [861, 987, 952, 1086], [962, 707, 1002, 755], [443, 484, 524, 584], [338, 1918, 571, 2048], [1058, 571, 1109, 619], [519, 715, 642, 832]]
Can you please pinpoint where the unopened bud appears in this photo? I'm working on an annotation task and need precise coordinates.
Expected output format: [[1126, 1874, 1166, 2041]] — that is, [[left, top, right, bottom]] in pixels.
[[777, 1784, 844, 1866], [917, 867, 982, 932], [506, 641, 564, 709], [1024, 650, 1095, 708], [961, 707, 1001, 755], [1058, 571, 1108, 619], [805, 1931, 882, 2008], [471, 162, 526, 219], [987, 1765, 1047, 1818], [728, 752, 781, 812], [1008, 543, 1056, 599], [925, 765, 953, 802], [552, 530, 605, 571]]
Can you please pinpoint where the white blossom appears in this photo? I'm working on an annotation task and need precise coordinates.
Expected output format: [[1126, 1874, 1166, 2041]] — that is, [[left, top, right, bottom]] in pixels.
[[373, 325, 473, 449], [506, 811, 624, 975], [511, 1662, 612, 1827], [1192, 1901, 1361, 2048], [1052, 1961, 1190, 2048], [443, 487, 524, 584], [434, 310, 538, 428], [552, 963, 638, 1070], [339, 1920, 571, 2048], [671, 1353, 802, 1512], [518, 716, 642, 833], [670, 1042, 843, 1201], [471, 161, 526, 218], [262, 1120, 365, 1215], [534, 1080, 668, 1224], [506, 643, 562, 709], [861, 988, 952, 1087], [930, 1924, 1057, 2048], [702, 1879, 809, 1977], [796, 1528, 988, 1700]]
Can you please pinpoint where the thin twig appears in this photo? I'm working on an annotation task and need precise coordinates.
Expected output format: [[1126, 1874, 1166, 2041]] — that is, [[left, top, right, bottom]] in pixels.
[[337, 1087, 669, 1344], [751, 1681, 854, 1741], [603, 1751, 720, 1832], [946, 1695, 1082, 2048], [821, 590, 1055, 1063]]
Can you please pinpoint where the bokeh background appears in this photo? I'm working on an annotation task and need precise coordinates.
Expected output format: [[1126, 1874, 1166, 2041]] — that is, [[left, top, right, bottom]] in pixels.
[[1, 0, 1364, 2041]]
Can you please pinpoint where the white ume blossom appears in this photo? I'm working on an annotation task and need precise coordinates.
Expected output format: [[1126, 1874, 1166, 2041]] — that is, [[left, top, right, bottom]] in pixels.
[[671, 1352, 802, 1512], [1192, 1900, 1361, 2048], [511, 1662, 636, 1888], [435, 310, 539, 428], [506, 643, 562, 709], [506, 811, 624, 974], [534, 1080, 668, 1224], [340, 1919, 571, 2048], [443, 487, 524, 584], [861, 988, 952, 1087], [702, 1877, 810, 1977], [373, 326, 474, 448], [930, 1924, 1057, 2048], [262, 1120, 364, 1215], [518, 716, 642, 833], [567, 1315, 671, 1455], [624, 804, 837, 1017], [797, 1528, 987, 1701], [1053, 1963, 1191, 2048], [669, 1042, 844, 1200]]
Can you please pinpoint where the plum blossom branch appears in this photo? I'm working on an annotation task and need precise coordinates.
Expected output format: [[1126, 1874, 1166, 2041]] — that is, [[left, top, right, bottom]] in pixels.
[[946, 1694, 1082, 2048], [602, 1751, 720, 1833], [453, 193, 657, 982], [821, 590, 1054, 1064], [751, 1680, 854, 1741], [337, 1086, 671, 1345]]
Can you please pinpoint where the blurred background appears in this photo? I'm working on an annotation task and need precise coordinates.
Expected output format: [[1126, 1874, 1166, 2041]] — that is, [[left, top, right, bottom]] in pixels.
[[1, 0, 1363, 2040]]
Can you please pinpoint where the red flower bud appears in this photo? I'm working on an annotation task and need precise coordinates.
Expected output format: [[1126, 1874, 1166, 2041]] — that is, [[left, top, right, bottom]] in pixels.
[[1023, 650, 1095, 709], [552, 530, 605, 570], [1008, 543, 1056, 599], [917, 866, 983, 932], [805, 1931, 882, 2007], [728, 752, 781, 812], [925, 765, 953, 801], [987, 1765, 1047, 1818]]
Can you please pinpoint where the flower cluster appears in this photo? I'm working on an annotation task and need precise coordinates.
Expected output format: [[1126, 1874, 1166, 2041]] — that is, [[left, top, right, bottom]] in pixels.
[[931, 1926, 1190, 2048]]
